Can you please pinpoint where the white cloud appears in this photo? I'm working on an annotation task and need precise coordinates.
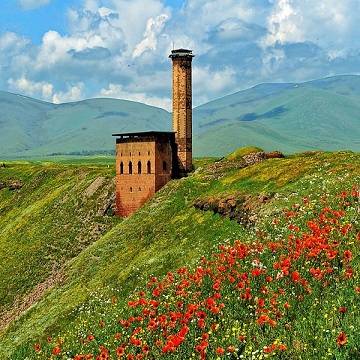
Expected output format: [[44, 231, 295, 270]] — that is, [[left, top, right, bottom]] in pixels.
[[7, 76, 54, 101], [260, 0, 303, 47], [2, 0, 360, 109], [132, 14, 169, 58], [99, 83, 172, 111], [17, 0, 51, 10], [52, 83, 85, 104], [193, 66, 238, 105]]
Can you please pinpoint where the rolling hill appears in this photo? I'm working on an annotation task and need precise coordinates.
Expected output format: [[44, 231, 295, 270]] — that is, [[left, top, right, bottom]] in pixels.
[[0, 150, 359, 359], [193, 75, 360, 155], [0, 93, 171, 158], [0, 75, 360, 159]]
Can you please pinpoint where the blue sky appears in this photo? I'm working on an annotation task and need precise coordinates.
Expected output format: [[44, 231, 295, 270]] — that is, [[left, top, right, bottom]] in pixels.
[[1, 0, 359, 110]]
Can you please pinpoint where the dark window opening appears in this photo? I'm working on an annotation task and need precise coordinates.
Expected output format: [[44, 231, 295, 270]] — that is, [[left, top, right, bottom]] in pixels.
[[130, 187, 132, 193], [129, 161, 133, 174], [138, 161, 142, 174], [163, 161, 167, 171], [147, 160, 151, 174], [120, 162, 124, 174]]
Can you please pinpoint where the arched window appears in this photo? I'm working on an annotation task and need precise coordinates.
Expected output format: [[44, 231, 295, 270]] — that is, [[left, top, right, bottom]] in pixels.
[[130, 187, 132, 193], [120, 162, 124, 174], [163, 161, 167, 171], [129, 161, 132, 174], [147, 160, 151, 174], [138, 161, 142, 174]]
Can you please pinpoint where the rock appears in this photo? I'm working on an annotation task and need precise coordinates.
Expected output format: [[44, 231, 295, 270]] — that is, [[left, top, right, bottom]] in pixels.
[[243, 152, 267, 166], [266, 151, 284, 159]]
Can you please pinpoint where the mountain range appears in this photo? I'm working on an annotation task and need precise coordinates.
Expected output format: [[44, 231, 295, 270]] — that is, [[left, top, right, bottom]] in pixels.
[[1, 74, 359, 159]]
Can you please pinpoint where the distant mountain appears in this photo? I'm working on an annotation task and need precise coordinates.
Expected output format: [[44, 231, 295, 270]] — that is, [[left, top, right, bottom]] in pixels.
[[193, 75, 360, 156], [0, 92, 171, 158], [1, 75, 359, 159]]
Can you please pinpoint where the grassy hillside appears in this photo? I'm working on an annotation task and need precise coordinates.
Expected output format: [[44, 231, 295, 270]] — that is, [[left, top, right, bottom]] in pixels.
[[0, 150, 359, 359]]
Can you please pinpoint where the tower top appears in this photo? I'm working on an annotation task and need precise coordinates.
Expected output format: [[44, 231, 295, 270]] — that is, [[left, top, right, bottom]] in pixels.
[[169, 48, 195, 59]]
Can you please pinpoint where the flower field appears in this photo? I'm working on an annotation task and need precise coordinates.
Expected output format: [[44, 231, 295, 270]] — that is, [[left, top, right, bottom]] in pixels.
[[34, 183, 359, 359]]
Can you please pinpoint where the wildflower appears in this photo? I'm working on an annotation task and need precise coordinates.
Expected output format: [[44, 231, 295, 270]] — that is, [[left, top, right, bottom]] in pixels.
[[337, 332, 347, 347], [269, 319, 277, 327], [216, 347, 225, 354], [52, 347, 61, 355], [257, 314, 269, 325], [116, 347, 125, 356], [343, 250, 352, 261], [35, 344, 40, 352], [291, 271, 300, 283], [197, 311, 207, 320], [237, 282, 245, 290], [345, 268, 354, 279], [213, 282, 221, 291], [87, 334, 95, 341]]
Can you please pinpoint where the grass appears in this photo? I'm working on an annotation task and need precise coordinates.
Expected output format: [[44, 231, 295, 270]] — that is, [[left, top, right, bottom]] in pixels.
[[0, 150, 359, 359]]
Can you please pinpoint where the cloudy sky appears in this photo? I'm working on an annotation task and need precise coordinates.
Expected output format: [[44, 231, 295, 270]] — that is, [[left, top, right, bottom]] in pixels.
[[1, 0, 359, 110]]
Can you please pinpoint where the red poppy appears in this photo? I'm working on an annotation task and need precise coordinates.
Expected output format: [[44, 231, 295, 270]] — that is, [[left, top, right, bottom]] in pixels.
[[213, 282, 221, 291], [257, 314, 269, 325], [52, 347, 61, 355], [116, 347, 125, 356], [343, 250, 352, 261], [337, 332, 347, 346], [201, 333, 209, 341], [269, 319, 277, 327], [35, 344, 40, 352], [216, 347, 225, 354], [197, 311, 207, 320], [291, 271, 300, 283]]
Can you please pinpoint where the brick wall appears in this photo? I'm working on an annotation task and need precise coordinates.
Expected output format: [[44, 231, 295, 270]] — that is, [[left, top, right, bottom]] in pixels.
[[115, 133, 174, 217]]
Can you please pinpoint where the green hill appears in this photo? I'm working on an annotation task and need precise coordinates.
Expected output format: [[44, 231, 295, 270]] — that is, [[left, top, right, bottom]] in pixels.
[[1, 75, 360, 159], [193, 75, 360, 156], [0, 150, 359, 359], [0, 93, 171, 158]]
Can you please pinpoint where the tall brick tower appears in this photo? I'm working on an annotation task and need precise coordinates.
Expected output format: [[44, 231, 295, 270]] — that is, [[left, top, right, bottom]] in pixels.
[[169, 49, 195, 174]]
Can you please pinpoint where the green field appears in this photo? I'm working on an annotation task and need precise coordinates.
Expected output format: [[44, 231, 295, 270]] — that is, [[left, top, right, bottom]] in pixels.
[[0, 149, 359, 359]]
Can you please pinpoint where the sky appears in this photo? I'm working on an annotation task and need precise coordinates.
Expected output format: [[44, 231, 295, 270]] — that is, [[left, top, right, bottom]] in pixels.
[[0, 0, 359, 111]]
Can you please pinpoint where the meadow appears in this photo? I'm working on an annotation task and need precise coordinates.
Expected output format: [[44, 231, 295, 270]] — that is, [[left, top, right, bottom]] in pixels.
[[0, 149, 359, 359]]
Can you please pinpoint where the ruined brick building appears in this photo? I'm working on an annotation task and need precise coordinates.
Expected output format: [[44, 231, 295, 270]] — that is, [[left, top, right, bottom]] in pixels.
[[113, 49, 194, 217]]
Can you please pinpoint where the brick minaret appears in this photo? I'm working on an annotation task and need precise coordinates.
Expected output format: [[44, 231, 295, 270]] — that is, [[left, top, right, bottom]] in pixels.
[[169, 49, 195, 174]]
